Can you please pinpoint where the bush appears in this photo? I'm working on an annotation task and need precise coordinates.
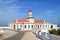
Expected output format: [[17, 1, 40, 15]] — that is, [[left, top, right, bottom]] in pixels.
[[52, 29, 57, 35], [49, 30, 53, 34], [49, 29, 60, 36], [57, 29, 60, 35], [49, 29, 56, 34]]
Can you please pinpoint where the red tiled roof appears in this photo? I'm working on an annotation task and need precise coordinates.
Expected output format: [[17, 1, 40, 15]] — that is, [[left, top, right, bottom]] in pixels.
[[12, 19, 44, 24], [12, 19, 29, 23], [18, 19, 29, 23], [34, 20, 44, 24]]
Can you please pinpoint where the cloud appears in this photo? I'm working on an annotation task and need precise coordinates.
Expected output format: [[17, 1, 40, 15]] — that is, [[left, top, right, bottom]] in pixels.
[[0, 0, 16, 7], [44, 10, 55, 16], [0, 0, 26, 26]]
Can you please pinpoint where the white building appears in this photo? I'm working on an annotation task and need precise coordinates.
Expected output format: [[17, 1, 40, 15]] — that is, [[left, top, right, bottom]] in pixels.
[[8, 9, 57, 32]]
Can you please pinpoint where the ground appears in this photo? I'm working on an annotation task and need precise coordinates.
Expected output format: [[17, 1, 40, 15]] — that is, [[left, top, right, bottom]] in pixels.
[[0, 30, 17, 40], [0, 30, 60, 40], [21, 31, 39, 40], [0, 30, 40, 40]]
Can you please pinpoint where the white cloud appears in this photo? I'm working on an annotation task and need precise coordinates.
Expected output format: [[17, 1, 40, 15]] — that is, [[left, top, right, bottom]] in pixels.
[[0, 0, 26, 26], [0, 0, 17, 7], [44, 10, 55, 16]]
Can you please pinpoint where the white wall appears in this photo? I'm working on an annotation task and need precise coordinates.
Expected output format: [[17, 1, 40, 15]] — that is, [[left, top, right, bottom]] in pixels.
[[27, 19, 34, 23], [23, 23, 34, 30]]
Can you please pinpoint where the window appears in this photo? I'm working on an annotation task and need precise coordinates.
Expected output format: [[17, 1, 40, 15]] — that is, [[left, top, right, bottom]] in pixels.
[[14, 25, 15, 27], [25, 25, 26, 28], [28, 25, 30, 28], [40, 25, 41, 28], [36, 25, 37, 27], [32, 25, 33, 28], [51, 25, 53, 28], [38, 25, 39, 28], [46, 25, 47, 27], [20, 25, 22, 27], [17, 25, 18, 28], [14, 25, 15, 29], [48, 25, 49, 28]]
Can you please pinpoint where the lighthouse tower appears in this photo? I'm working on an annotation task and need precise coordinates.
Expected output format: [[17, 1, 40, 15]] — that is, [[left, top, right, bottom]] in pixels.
[[26, 9, 34, 19], [28, 9, 33, 17], [26, 9, 34, 23]]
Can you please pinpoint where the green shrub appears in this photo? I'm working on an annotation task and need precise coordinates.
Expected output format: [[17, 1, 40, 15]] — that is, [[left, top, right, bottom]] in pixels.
[[49, 30, 53, 34], [49, 29, 60, 36], [52, 29, 57, 35], [57, 29, 60, 35], [49, 29, 56, 34]]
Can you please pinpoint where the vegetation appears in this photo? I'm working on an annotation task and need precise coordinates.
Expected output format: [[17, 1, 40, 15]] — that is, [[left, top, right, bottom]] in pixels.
[[49, 29, 60, 36]]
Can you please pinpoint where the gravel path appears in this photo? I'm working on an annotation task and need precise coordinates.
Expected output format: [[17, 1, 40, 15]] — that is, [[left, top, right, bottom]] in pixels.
[[21, 31, 40, 40]]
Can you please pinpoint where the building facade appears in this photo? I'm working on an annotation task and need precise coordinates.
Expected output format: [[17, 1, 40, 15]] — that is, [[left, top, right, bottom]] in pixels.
[[8, 9, 57, 32]]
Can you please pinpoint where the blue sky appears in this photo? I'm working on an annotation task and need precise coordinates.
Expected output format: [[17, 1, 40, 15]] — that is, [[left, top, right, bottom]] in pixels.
[[0, 0, 60, 26]]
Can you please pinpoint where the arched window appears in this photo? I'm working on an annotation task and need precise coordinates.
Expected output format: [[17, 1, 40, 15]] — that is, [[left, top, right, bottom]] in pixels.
[[40, 25, 41, 28], [20, 25, 22, 27], [38, 25, 39, 28], [36, 25, 37, 27], [17, 25, 18, 28], [14, 25, 15, 29], [25, 25, 26, 28], [51, 25, 53, 28], [48, 25, 49, 28], [46, 25, 47, 27], [32, 25, 33, 28], [28, 25, 30, 28]]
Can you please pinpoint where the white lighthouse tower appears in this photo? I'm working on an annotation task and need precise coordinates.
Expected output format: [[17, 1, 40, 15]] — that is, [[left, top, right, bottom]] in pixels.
[[28, 9, 33, 17], [26, 9, 34, 23], [27, 9, 34, 19]]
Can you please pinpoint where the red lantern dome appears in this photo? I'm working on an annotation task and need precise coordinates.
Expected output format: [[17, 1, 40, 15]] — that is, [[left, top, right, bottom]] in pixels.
[[28, 9, 32, 12]]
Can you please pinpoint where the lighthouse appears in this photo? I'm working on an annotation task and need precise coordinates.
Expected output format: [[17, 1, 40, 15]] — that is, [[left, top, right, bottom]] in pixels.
[[28, 9, 33, 17], [26, 9, 34, 19], [26, 9, 34, 23]]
